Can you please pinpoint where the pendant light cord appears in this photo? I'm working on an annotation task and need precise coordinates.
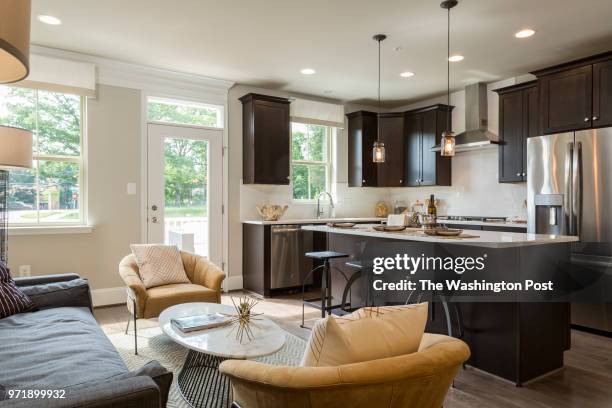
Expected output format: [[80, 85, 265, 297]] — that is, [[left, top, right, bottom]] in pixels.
[[377, 37, 381, 142], [446, 5, 451, 134]]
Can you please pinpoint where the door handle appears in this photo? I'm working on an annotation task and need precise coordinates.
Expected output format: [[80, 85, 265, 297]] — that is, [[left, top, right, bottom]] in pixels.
[[151, 216, 159, 224], [573, 141, 582, 238], [564, 142, 573, 235], [584, 117, 590, 122], [151, 205, 158, 211]]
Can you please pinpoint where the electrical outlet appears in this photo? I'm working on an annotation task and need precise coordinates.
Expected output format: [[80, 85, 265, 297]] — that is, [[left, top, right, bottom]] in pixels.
[[18, 265, 31, 277]]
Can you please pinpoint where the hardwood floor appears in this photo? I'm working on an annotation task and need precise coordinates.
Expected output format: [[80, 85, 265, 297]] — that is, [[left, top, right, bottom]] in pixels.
[[94, 294, 612, 408]]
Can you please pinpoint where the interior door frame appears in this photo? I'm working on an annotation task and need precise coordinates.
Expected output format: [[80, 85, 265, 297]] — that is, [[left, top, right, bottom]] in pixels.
[[140, 92, 229, 278]]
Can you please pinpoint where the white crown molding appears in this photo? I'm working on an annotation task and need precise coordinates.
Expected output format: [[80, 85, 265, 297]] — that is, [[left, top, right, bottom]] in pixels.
[[30, 45, 235, 103]]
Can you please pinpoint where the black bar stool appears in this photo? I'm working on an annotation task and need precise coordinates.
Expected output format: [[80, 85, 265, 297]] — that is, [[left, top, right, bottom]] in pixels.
[[341, 260, 376, 312], [407, 289, 464, 339], [301, 251, 349, 328]]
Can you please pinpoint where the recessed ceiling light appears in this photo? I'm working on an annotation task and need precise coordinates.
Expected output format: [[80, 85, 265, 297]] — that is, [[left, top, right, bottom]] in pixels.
[[448, 55, 464, 62], [38, 15, 62, 25], [400, 71, 415, 78], [300, 68, 316, 75], [515, 29, 535, 39]]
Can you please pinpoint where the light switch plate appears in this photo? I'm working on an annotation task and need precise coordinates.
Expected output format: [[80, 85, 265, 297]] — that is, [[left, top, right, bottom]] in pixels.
[[127, 182, 137, 195], [18, 265, 31, 277]]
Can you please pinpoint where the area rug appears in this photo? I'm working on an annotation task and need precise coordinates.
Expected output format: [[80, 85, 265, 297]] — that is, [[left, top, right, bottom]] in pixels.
[[107, 326, 307, 408]]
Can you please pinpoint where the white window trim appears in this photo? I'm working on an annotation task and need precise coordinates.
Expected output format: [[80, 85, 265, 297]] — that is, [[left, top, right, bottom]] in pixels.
[[6, 90, 88, 229], [290, 123, 333, 203]]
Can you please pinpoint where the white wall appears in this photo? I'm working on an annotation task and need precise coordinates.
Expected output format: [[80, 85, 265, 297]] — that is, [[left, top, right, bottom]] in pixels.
[[227, 85, 390, 285], [385, 78, 531, 219]]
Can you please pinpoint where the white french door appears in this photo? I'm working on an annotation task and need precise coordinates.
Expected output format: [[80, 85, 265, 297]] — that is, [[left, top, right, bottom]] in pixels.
[[146, 123, 223, 267]]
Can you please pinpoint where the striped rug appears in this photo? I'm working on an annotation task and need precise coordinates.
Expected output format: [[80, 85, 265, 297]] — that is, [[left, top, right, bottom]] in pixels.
[[107, 325, 306, 408]]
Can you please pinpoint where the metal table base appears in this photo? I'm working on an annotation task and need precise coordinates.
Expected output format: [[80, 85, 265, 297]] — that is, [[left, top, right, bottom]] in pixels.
[[177, 349, 231, 408]]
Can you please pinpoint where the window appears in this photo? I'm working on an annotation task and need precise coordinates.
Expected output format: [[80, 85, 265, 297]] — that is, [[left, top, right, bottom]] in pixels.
[[291, 123, 331, 200], [0, 86, 84, 225], [147, 97, 223, 128]]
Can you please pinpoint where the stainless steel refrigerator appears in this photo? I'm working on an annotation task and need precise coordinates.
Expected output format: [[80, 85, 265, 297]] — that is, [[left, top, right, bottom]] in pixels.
[[527, 128, 612, 333]]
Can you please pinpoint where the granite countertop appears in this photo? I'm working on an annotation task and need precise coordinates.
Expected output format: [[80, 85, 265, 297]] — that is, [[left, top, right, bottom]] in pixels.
[[242, 217, 385, 225], [301, 224, 578, 248]]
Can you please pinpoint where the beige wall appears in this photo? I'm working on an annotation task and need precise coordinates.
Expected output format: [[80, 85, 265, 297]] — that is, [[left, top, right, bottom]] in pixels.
[[8, 84, 142, 290]]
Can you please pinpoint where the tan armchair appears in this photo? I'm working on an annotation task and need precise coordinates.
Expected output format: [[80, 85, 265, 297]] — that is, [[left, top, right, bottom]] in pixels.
[[119, 250, 226, 354], [219, 333, 469, 408]]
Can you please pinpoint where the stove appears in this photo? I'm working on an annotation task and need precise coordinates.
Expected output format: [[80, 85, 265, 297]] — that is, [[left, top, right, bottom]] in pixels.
[[437, 215, 508, 223]]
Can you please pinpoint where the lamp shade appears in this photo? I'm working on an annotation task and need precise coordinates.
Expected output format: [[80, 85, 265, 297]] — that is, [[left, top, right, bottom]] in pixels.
[[0, 125, 33, 169], [0, 0, 31, 83]]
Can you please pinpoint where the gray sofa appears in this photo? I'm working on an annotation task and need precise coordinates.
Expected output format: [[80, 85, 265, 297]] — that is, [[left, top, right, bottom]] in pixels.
[[0, 274, 172, 408]]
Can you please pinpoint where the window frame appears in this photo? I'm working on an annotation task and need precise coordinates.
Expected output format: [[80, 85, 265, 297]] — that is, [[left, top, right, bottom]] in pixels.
[[290, 122, 333, 202], [3, 87, 87, 227], [146, 96, 224, 129]]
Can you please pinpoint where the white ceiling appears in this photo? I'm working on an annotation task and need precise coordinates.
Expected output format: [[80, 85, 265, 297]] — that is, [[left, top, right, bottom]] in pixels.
[[31, 0, 612, 107]]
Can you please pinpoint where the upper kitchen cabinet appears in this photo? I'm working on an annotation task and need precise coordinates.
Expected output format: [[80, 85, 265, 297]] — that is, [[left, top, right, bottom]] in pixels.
[[404, 105, 453, 187], [377, 113, 405, 187], [494, 81, 539, 183], [593, 59, 612, 128], [533, 51, 612, 134], [240, 93, 291, 184], [347, 111, 378, 187]]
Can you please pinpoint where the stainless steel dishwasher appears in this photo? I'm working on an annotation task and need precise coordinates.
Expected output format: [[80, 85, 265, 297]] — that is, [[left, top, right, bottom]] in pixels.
[[270, 225, 313, 289]]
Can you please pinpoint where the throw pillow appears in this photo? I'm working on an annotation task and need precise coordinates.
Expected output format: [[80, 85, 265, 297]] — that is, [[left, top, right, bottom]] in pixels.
[[20, 278, 91, 310], [130, 244, 190, 288], [300, 302, 428, 367], [0, 262, 37, 319]]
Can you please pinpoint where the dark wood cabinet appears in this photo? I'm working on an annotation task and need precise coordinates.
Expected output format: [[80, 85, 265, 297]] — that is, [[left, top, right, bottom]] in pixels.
[[377, 113, 405, 187], [495, 81, 539, 183], [532, 51, 612, 134], [593, 59, 612, 127], [539, 65, 592, 134], [346, 111, 378, 187], [240, 93, 291, 184], [403, 105, 453, 187]]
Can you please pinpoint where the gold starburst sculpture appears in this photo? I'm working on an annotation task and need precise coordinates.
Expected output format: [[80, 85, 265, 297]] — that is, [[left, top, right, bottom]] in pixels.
[[225, 296, 263, 343]]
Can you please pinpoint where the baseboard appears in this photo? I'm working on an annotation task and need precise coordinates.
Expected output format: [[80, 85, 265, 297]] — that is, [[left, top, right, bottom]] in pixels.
[[224, 275, 243, 292], [92, 286, 126, 307]]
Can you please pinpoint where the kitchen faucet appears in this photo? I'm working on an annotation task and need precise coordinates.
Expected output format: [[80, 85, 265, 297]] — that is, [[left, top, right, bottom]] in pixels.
[[316, 191, 335, 219]]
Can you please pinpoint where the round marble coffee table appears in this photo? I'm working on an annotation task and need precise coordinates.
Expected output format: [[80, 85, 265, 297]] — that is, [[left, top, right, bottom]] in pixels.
[[159, 302, 286, 408]]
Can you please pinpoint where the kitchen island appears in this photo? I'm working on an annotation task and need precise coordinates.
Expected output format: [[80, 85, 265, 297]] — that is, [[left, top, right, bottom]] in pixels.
[[302, 224, 579, 385]]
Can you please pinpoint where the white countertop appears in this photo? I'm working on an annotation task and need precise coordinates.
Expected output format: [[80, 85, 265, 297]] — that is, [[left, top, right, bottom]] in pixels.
[[301, 224, 578, 248], [436, 219, 527, 229], [242, 217, 385, 225]]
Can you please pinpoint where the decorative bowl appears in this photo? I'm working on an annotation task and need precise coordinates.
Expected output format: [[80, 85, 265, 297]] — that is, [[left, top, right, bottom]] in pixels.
[[327, 222, 355, 228], [373, 225, 406, 232], [424, 228, 463, 237], [256, 204, 288, 221]]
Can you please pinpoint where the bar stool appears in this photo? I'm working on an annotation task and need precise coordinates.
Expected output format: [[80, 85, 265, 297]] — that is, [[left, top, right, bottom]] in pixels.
[[341, 260, 376, 312], [406, 290, 464, 339], [301, 251, 350, 328]]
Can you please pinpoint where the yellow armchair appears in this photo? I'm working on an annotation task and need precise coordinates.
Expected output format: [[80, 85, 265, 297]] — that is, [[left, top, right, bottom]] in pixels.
[[118, 250, 226, 354], [219, 333, 469, 408]]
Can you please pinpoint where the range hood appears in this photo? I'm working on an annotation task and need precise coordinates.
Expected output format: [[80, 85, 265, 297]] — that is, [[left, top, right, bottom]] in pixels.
[[432, 82, 499, 152]]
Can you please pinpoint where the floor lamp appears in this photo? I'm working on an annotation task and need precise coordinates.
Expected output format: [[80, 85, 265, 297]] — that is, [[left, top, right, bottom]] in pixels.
[[0, 126, 32, 262]]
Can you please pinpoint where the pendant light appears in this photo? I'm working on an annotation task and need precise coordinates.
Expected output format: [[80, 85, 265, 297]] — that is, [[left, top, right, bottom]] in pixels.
[[0, 0, 31, 83], [440, 0, 457, 157], [372, 34, 387, 164]]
